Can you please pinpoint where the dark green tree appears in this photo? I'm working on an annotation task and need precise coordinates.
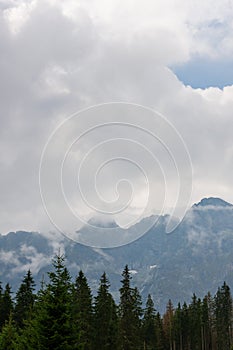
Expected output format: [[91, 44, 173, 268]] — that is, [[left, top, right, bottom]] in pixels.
[[73, 270, 93, 350], [142, 294, 157, 350], [202, 294, 212, 350], [34, 253, 75, 350], [118, 265, 143, 350], [173, 302, 183, 350], [181, 302, 190, 350], [0, 283, 13, 330], [14, 270, 35, 328], [155, 312, 166, 350], [0, 313, 19, 350], [189, 294, 202, 350], [132, 286, 143, 332], [214, 282, 232, 350], [93, 272, 118, 350]]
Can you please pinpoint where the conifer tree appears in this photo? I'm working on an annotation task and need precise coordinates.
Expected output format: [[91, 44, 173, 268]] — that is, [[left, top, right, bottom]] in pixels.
[[119, 265, 143, 350], [0, 313, 19, 350], [181, 302, 190, 350], [202, 294, 212, 350], [163, 299, 174, 350], [142, 294, 157, 350], [173, 302, 183, 350], [73, 270, 93, 350], [0, 283, 13, 330], [132, 287, 143, 326], [14, 270, 35, 328], [189, 294, 202, 350], [155, 312, 165, 350], [214, 282, 232, 350], [34, 253, 75, 350], [0, 282, 3, 330], [93, 272, 118, 350]]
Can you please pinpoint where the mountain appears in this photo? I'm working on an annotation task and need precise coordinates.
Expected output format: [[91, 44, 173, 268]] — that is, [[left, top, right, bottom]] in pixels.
[[193, 197, 233, 208], [0, 197, 233, 313]]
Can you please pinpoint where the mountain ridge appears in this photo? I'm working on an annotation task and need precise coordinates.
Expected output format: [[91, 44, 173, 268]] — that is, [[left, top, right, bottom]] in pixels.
[[193, 197, 233, 208], [0, 197, 232, 312]]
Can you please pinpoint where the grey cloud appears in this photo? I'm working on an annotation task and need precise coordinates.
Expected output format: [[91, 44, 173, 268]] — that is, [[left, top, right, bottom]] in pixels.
[[0, 0, 232, 236]]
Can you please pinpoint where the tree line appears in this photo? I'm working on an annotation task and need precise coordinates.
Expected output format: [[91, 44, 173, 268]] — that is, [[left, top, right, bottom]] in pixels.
[[0, 253, 232, 350]]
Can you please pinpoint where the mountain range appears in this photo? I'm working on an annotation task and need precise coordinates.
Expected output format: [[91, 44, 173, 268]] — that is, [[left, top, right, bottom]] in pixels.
[[0, 197, 233, 313]]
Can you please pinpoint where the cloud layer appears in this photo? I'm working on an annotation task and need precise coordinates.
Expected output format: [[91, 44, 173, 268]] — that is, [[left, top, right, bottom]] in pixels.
[[0, 0, 233, 236]]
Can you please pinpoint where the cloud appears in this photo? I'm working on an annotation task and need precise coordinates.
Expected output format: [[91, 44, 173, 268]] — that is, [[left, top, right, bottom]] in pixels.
[[0, 0, 232, 239], [0, 246, 47, 276], [11, 244, 51, 274], [0, 250, 20, 266]]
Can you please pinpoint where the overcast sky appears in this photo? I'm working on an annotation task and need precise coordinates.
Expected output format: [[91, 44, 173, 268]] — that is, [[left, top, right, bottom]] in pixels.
[[0, 0, 233, 237]]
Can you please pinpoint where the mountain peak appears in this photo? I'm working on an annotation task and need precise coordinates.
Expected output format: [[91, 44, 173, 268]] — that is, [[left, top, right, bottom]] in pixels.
[[193, 197, 233, 208], [87, 216, 119, 228]]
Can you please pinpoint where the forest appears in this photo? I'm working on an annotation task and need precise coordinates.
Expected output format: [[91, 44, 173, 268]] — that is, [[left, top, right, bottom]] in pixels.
[[0, 253, 232, 350]]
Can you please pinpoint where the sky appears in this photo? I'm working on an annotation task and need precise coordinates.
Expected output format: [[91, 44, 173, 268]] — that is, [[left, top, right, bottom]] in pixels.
[[173, 58, 233, 89], [0, 0, 233, 239]]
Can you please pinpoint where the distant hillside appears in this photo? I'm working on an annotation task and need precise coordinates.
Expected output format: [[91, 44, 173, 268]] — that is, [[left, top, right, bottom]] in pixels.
[[0, 197, 233, 312]]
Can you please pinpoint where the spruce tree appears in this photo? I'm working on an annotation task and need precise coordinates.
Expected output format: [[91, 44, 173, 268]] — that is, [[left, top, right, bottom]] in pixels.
[[34, 253, 75, 350], [202, 294, 212, 350], [163, 299, 174, 350], [73, 270, 93, 350], [0, 283, 13, 330], [93, 272, 118, 350], [0, 313, 19, 350], [142, 294, 157, 350], [155, 312, 165, 350], [14, 270, 36, 328], [189, 294, 202, 350], [173, 302, 183, 350], [181, 302, 190, 350], [119, 265, 142, 350], [214, 282, 232, 350]]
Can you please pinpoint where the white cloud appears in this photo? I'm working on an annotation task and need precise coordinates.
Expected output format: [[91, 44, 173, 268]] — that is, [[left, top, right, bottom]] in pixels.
[[0, 250, 20, 265], [0, 0, 232, 238]]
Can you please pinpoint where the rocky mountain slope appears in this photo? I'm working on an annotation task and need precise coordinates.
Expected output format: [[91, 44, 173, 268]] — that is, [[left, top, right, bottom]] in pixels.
[[0, 197, 232, 312]]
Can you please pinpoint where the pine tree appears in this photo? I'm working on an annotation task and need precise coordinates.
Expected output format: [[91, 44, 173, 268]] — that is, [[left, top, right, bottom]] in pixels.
[[214, 282, 232, 350], [202, 294, 212, 350], [34, 253, 75, 350], [17, 315, 40, 350], [173, 302, 183, 350], [163, 299, 174, 350], [132, 286, 143, 332], [189, 294, 202, 350], [0, 283, 13, 330], [14, 270, 35, 328], [155, 312, 165, 350], [73, 270, 93, 350], [142, 294, 157, 350], [93, 272, 118, 350], [0, 282, 3, 330], [0, 313, 19, 350], [118, 265, 142, 350]]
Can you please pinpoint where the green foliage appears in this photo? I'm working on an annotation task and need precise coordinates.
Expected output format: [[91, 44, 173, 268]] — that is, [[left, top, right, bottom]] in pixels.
[[142, 294, 157, 350], [0, 313, 19, 350], [0, 255, 232, 350], [14, 270, 35, 329], [155, 312, 166, 350], [189, 294, 202, 349], [33, 253, 75, 350], [0, 283, 13, 330], [214, 282, 232, 350], [119, 265, 143, 350], [73, 270, 93, 350], [93, 272, 118, 350]]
